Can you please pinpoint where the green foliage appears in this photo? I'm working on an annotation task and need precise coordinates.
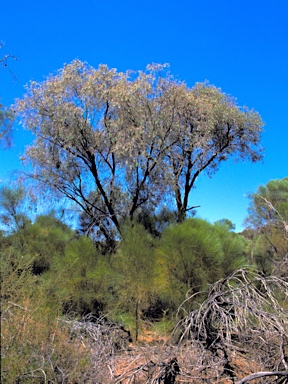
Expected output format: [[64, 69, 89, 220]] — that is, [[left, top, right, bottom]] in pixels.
[[0, 240, 92, 383], [113, 221, 158, 305], [134, 206, 178, 237], [47, 235, 113, 316], [111, 221, 160, 339], [157, 219, 222, 305], [213, 220, 248, 275], [8, 213, 74, 275], [247, 177, 288, 229], [250, 233, 275, 275], [244, 227, 288, 276], [0, 186, 30, 232], [244, 177, 288, 276], [0, 241, 36, 306], [157, 218, 248, 310], [1, 177, 287, 380]]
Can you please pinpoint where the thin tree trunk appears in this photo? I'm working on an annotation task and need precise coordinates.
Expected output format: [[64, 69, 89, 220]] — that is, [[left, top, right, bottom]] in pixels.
[[135, 300, 139, 342]]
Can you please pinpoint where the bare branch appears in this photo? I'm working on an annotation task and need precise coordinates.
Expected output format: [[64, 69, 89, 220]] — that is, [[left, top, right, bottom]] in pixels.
[[236, 370, 288, 384]]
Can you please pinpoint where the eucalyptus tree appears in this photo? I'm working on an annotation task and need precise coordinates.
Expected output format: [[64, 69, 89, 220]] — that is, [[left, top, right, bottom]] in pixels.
[[16, 61, 173, 243], [166, 82, 264, 221], [16, 60, 264, 242]]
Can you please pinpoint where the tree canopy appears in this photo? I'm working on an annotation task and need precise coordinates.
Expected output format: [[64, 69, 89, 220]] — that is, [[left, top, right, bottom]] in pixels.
[[16, 60, 264, 244], [246, 177, 288, 232], [244, 177, 288, 276]]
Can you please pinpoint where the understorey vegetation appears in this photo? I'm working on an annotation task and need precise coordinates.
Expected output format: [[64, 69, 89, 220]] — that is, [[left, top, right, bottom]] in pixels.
[[1, 178, 287, 383]]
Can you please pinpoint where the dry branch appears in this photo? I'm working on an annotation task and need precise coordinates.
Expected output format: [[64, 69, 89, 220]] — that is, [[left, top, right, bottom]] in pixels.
[[175, 268, 288, 381], [176, 268, 288, 347], [236, 370, 288, 384]]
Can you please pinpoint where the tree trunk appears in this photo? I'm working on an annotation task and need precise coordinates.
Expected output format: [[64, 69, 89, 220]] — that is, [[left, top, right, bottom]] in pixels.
[[135, 300, 139, 342]]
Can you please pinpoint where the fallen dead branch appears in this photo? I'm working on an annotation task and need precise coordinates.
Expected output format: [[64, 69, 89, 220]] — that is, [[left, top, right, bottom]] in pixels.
[[175, 268, 288, 381], [235, 369, 288, 384]]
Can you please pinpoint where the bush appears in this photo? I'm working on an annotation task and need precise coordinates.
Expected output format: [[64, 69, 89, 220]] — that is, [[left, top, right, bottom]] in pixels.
[[156, 218, 248, 311], [45, 235, 113, 317], [0, 248, 92, 383]]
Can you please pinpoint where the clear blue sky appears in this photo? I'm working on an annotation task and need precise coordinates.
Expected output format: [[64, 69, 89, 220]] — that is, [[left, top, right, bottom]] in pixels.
[[1, 0, 287, 231]]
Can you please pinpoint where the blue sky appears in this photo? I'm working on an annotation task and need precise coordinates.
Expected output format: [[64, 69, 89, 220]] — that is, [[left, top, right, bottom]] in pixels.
[[1, 0, 287, 231]]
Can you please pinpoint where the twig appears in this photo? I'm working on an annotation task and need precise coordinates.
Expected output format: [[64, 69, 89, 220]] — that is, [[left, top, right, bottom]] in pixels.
[[236, 370, 288, 384]]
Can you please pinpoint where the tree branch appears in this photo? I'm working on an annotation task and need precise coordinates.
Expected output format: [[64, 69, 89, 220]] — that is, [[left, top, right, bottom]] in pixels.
[[236, 370, 288, 384]]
